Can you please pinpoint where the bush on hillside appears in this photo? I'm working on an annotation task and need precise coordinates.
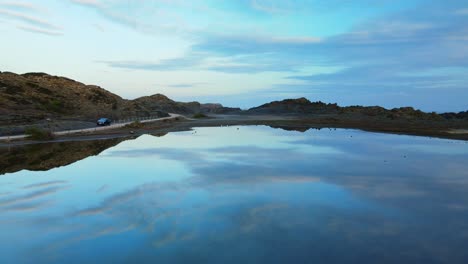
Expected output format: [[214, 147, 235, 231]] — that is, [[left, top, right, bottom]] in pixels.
[[125, 121, 145, 129], [193, 113, 208, 119], [25, 127, 54, 140]]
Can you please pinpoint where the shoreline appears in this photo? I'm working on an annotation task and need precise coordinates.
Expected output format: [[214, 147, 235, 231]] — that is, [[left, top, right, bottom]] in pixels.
[[1, 114, 467, 147]]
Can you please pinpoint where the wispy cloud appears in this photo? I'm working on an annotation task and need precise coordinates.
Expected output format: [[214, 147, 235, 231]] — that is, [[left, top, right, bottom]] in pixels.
[[455, 8, 468, 15], [98, 55, 202, 71], [71, 0, 151, 35], [165, 83, 207, 88], [167, 84, 196, 88], [93, 23, 105, 32], [2, 200, 52, 212], [23, 180, 68, 189], [0, 2, 63, 36], [250, 0, 289, 14], [17, 25, 63, 36], [0, 185, 69, 207], [0, 1, 43, 12], [98, 33, 322, 73], [193, 33, 322, 55], [70, 0, 102, 8], [0, 9, 60, 30]]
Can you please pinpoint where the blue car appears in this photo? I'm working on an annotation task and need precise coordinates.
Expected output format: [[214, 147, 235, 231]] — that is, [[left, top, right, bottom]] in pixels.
[[97, 118, 112, 126]]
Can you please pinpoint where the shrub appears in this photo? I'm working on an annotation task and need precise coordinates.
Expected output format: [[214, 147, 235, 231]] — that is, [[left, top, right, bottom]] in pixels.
[[44, 99, 64, 113], [193, 113, 208, 119], [125, 121, 144, 129], [25, 127, 54, 140]]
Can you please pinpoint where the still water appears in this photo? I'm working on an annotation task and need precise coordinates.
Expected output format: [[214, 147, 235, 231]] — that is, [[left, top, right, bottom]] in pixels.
[[1, 126, 468, 263]]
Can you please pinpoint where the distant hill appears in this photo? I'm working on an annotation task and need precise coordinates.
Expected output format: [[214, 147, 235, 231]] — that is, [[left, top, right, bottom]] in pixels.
[[245, 97, 467, 122], [247, 97, 340, 115], [0, 71, 239, 126], [132, 94, 241, 115], [440, 111, 468, 120]]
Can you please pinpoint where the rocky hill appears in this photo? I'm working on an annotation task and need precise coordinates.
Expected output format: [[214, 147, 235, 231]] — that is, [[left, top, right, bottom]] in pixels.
[[246, 97, 467, 122], [131, 94, 200, 115], [0, 72, 129, 125], [0, 71, 239, 126], [247, 98, 340, 115], [199, 103, 242, 114], [440, 111, 468, 120], [131, 94, 241, 115]]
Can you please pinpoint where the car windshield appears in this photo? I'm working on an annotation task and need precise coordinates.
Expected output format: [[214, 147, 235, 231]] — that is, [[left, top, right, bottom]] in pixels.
[[98, 118, 108, 122]]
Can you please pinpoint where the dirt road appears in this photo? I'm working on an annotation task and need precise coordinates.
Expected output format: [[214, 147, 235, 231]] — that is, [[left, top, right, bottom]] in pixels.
[[0, 113, 182, 141]]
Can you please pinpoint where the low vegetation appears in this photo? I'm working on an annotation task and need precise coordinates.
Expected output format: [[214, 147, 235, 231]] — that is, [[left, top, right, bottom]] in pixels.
[[125, 121, 145, 129], [193, 113, 208, 119], [43, 99, 65, 113], [25, 127, 54, 140]]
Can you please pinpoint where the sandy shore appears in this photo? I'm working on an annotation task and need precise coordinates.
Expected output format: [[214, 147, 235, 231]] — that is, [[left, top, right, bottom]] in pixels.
[[448, 129, 468, 134]]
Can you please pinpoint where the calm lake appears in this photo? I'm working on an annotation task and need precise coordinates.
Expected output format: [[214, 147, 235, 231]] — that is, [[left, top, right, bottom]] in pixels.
[[1, 126, 468, 263]]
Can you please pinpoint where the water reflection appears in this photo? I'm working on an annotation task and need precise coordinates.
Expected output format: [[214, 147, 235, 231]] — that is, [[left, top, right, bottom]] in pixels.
[[1, 126, 468, 263], [0, 138, 126, 174]]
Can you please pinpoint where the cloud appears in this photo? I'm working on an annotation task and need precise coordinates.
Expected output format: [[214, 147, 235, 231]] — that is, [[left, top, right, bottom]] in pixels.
[[23, 180, 68, 189], [16, 25, 63, 36], [107, 146, 322, 187], [247, 0, 403, 14], [0, 9, 61, 30], [70, 0, 102, 8], [70, 0, 139, 30], [165, 83, 208, 88], [0, 2, 63, 36], [0, 185, 69, 207], [286, 65, 458, 87], [455, 8, 468, 15], [167, 84, 196, 88], [0, 1, 42, 12], [2, 200, 52, 212], [276, 11, 468, 110], [98, 53, 204, 71], [98, 33, 321, 73], [250, 0, 290, 14], [193, 33, 322, 55], [93, 23, 105, 32], [73, 182, 184, 216], [69, 0, 193, 34]]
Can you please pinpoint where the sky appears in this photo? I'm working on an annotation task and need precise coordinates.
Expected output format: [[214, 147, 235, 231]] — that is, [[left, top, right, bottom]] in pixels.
[[0, 0, 467, 111]]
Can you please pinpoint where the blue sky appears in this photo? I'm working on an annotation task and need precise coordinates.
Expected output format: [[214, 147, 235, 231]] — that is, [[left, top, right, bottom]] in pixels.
[[0, 0, 467, 111]]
